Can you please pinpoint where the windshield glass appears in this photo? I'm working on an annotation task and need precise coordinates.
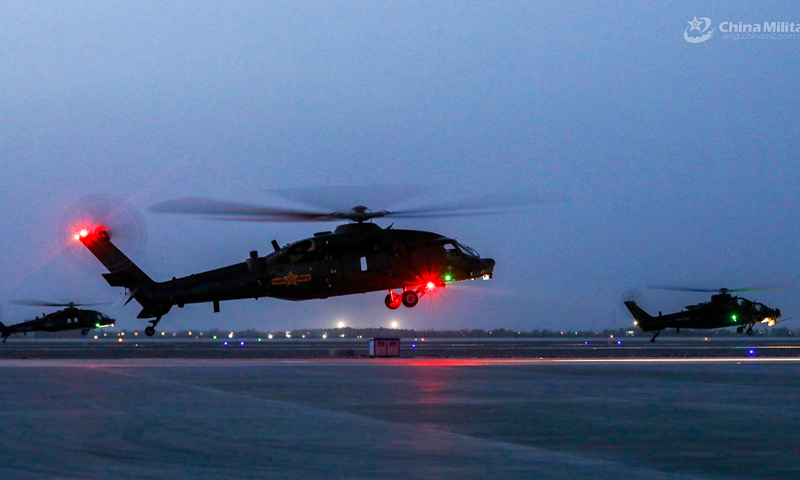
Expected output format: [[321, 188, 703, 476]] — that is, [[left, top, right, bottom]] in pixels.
[[457, 242, 479, 257]]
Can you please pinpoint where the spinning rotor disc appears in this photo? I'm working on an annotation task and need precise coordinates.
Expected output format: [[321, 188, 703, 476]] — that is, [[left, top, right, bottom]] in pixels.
[[10, 299, 107, 308], [149, 186, 567, 223]]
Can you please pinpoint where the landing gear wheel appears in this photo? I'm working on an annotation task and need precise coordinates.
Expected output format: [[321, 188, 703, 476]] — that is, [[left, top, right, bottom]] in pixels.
[[401, 290, 419, 308], [145, 326, 156, 337], [736, 326, 744, 334], [385, 293, 401, 309], [746, 327, 753, 336]]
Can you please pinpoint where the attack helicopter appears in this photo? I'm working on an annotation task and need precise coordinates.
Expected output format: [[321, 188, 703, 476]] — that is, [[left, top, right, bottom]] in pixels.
[[624, 287, 782, 342], [0, 301, 114, 342], [68, 191, 548, 337]]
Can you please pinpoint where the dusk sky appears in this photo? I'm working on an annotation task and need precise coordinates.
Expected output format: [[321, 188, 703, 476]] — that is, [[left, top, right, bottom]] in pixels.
[[1, 2, 798, 333]]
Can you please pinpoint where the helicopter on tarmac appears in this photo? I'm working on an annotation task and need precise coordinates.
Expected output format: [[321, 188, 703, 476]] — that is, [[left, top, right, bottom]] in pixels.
[[624, 286, 782, 342], [67, 191, 549, 337], [0, 301, 114, 342]]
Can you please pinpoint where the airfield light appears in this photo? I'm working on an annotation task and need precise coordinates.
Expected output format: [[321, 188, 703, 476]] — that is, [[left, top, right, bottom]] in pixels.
[[228, 332, 234, 338], [95, 323, 100, 328], [268, 333, 274, 339], [322, 333, 327, 339], [444, 274, 452, 282], [731, 315, 737, 322]]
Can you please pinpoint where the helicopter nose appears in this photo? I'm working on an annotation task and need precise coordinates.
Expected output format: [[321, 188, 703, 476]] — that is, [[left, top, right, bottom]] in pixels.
[[477, 258, 495, 278]]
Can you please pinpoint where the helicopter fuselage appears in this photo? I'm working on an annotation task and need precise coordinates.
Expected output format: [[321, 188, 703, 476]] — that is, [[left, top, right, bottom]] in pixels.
[[79, 222, 495, 329], [0, 307, 115, 341], [625, 293, 781, 341]]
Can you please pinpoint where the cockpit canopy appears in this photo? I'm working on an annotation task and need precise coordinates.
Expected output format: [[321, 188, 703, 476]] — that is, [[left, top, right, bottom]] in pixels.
[[443, 240, 480, 258]]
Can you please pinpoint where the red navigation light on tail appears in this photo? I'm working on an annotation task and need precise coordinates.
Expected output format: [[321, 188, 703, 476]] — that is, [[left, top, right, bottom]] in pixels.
[[71, 225, 110, 245], [73, 228, 89, 241]]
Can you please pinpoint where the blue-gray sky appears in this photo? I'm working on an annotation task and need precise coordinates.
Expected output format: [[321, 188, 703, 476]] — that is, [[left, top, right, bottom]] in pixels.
[[1, 1, 798, 332]]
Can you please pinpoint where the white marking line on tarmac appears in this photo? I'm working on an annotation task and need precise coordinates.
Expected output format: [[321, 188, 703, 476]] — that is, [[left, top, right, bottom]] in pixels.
[[2, 357, 800, 367]]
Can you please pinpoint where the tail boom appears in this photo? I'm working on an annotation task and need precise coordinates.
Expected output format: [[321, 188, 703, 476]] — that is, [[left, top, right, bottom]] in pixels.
[[78, 228, 162, 318]]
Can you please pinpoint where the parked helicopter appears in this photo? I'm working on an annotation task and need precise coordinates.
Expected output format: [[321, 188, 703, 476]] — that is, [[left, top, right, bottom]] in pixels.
[[0, 301, 115, 342], [624, 287, 782, 342], [68, 192, 546, 337]]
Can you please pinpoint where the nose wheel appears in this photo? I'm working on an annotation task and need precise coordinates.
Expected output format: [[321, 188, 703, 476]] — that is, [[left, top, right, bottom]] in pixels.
[[385, 292, 401, 309], [384, 288, 422, 309], [401, 290, 419, 308]]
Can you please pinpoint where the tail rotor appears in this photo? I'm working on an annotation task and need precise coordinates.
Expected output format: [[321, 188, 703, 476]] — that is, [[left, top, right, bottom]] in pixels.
[[59, 194, 147, 271]]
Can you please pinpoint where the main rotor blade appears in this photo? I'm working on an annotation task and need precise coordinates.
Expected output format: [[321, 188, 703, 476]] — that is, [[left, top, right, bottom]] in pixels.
[[10, 300, 106, 308], [268, 185, 430, 212], [150, 198, 340, 222], [150, 189, 567, 223], [648, 285, 784, 294], [386, 190, 568, 218]]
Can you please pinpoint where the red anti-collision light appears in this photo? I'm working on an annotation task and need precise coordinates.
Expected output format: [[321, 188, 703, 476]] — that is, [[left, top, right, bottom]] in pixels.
[[72, 225, 110, 243]]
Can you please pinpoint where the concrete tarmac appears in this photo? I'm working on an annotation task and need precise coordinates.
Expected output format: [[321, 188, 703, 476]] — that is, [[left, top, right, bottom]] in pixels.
[[1, 339, 799, 479]]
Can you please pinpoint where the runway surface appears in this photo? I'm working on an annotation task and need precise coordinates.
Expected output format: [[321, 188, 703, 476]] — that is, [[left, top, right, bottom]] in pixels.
[[1, 339, 799, 479]]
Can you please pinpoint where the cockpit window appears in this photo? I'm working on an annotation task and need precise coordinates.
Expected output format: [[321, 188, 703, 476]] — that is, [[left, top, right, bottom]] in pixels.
[[443, 241, 479, 258], [457, 242, 479, 257], [444, 242, 461, 256]]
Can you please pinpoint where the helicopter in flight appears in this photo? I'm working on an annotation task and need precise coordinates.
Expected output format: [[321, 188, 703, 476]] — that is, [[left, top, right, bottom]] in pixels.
[[68, 191, 543, 337], [0, 301, 115, 342], [624, 287, 782, 342]]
